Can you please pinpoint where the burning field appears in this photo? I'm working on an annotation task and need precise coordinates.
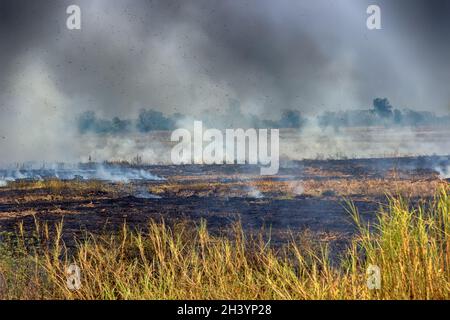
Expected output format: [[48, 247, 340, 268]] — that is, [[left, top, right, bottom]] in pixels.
[[0, 155, 450, 299], [2, 0, 450, 301], [1, 123, 449, 300], [1, 156, 448, 250]]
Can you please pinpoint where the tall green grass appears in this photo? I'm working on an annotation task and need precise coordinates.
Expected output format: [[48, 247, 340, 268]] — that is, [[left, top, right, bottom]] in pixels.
[[0, 188, 449, 299]]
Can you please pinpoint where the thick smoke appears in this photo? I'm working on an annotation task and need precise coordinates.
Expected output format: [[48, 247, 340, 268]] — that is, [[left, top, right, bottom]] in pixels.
[[1, 1, 450, 165]]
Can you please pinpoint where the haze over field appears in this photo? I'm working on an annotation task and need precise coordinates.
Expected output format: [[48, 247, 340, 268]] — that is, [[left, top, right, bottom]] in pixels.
[[0, 0, 449, 164]]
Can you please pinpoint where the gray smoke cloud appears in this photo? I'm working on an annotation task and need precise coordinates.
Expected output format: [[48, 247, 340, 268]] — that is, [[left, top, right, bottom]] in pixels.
[[0, 0, 449, 164]]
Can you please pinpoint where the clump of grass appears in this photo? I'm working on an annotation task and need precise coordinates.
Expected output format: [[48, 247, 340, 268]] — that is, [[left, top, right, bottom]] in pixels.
[[8, 179, 108, 193], [0, 188, 449, 299], [347, 187, 450, 299]]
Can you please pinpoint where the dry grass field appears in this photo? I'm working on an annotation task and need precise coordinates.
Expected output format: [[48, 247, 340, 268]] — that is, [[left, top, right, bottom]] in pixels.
[[0, 156, 449, 299]]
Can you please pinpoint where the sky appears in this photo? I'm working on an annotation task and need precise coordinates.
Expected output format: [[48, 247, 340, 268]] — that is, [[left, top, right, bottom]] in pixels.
[[0, 0, 449, 163]]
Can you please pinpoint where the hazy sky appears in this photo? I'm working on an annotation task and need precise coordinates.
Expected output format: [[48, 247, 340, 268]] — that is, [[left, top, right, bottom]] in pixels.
[[0, 0, 449, 162]]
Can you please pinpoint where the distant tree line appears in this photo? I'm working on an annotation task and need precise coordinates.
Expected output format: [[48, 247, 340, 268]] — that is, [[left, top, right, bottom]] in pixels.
[[78, 109, 182, 134], [77, 98, 449, 135], [318, 98, 450, 130], [77, 100, 305, 135]]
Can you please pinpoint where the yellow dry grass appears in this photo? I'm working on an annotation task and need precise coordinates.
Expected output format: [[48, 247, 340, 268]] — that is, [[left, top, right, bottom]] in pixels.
[[0, 187, 449, 300]]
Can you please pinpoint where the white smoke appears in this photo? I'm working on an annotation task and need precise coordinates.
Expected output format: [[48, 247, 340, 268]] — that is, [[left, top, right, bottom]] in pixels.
[[134, 186, 162, 199], [93, 166, 163, 183], [436, 166, 450, 179], [247, 186, 264, 199], [0, 54, 78, 165], [288, 180, 304, 195], [0, 164, 164, 184], [281, 122, 450, 160]]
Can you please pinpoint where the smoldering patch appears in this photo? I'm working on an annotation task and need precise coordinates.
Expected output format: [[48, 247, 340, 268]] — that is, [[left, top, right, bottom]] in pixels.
[[133, 186, 162, 199], [246, 186, 264, 199]]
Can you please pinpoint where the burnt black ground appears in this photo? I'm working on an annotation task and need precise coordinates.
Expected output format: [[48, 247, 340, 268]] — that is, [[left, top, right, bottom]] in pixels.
[[0, 155, 448, 257]]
